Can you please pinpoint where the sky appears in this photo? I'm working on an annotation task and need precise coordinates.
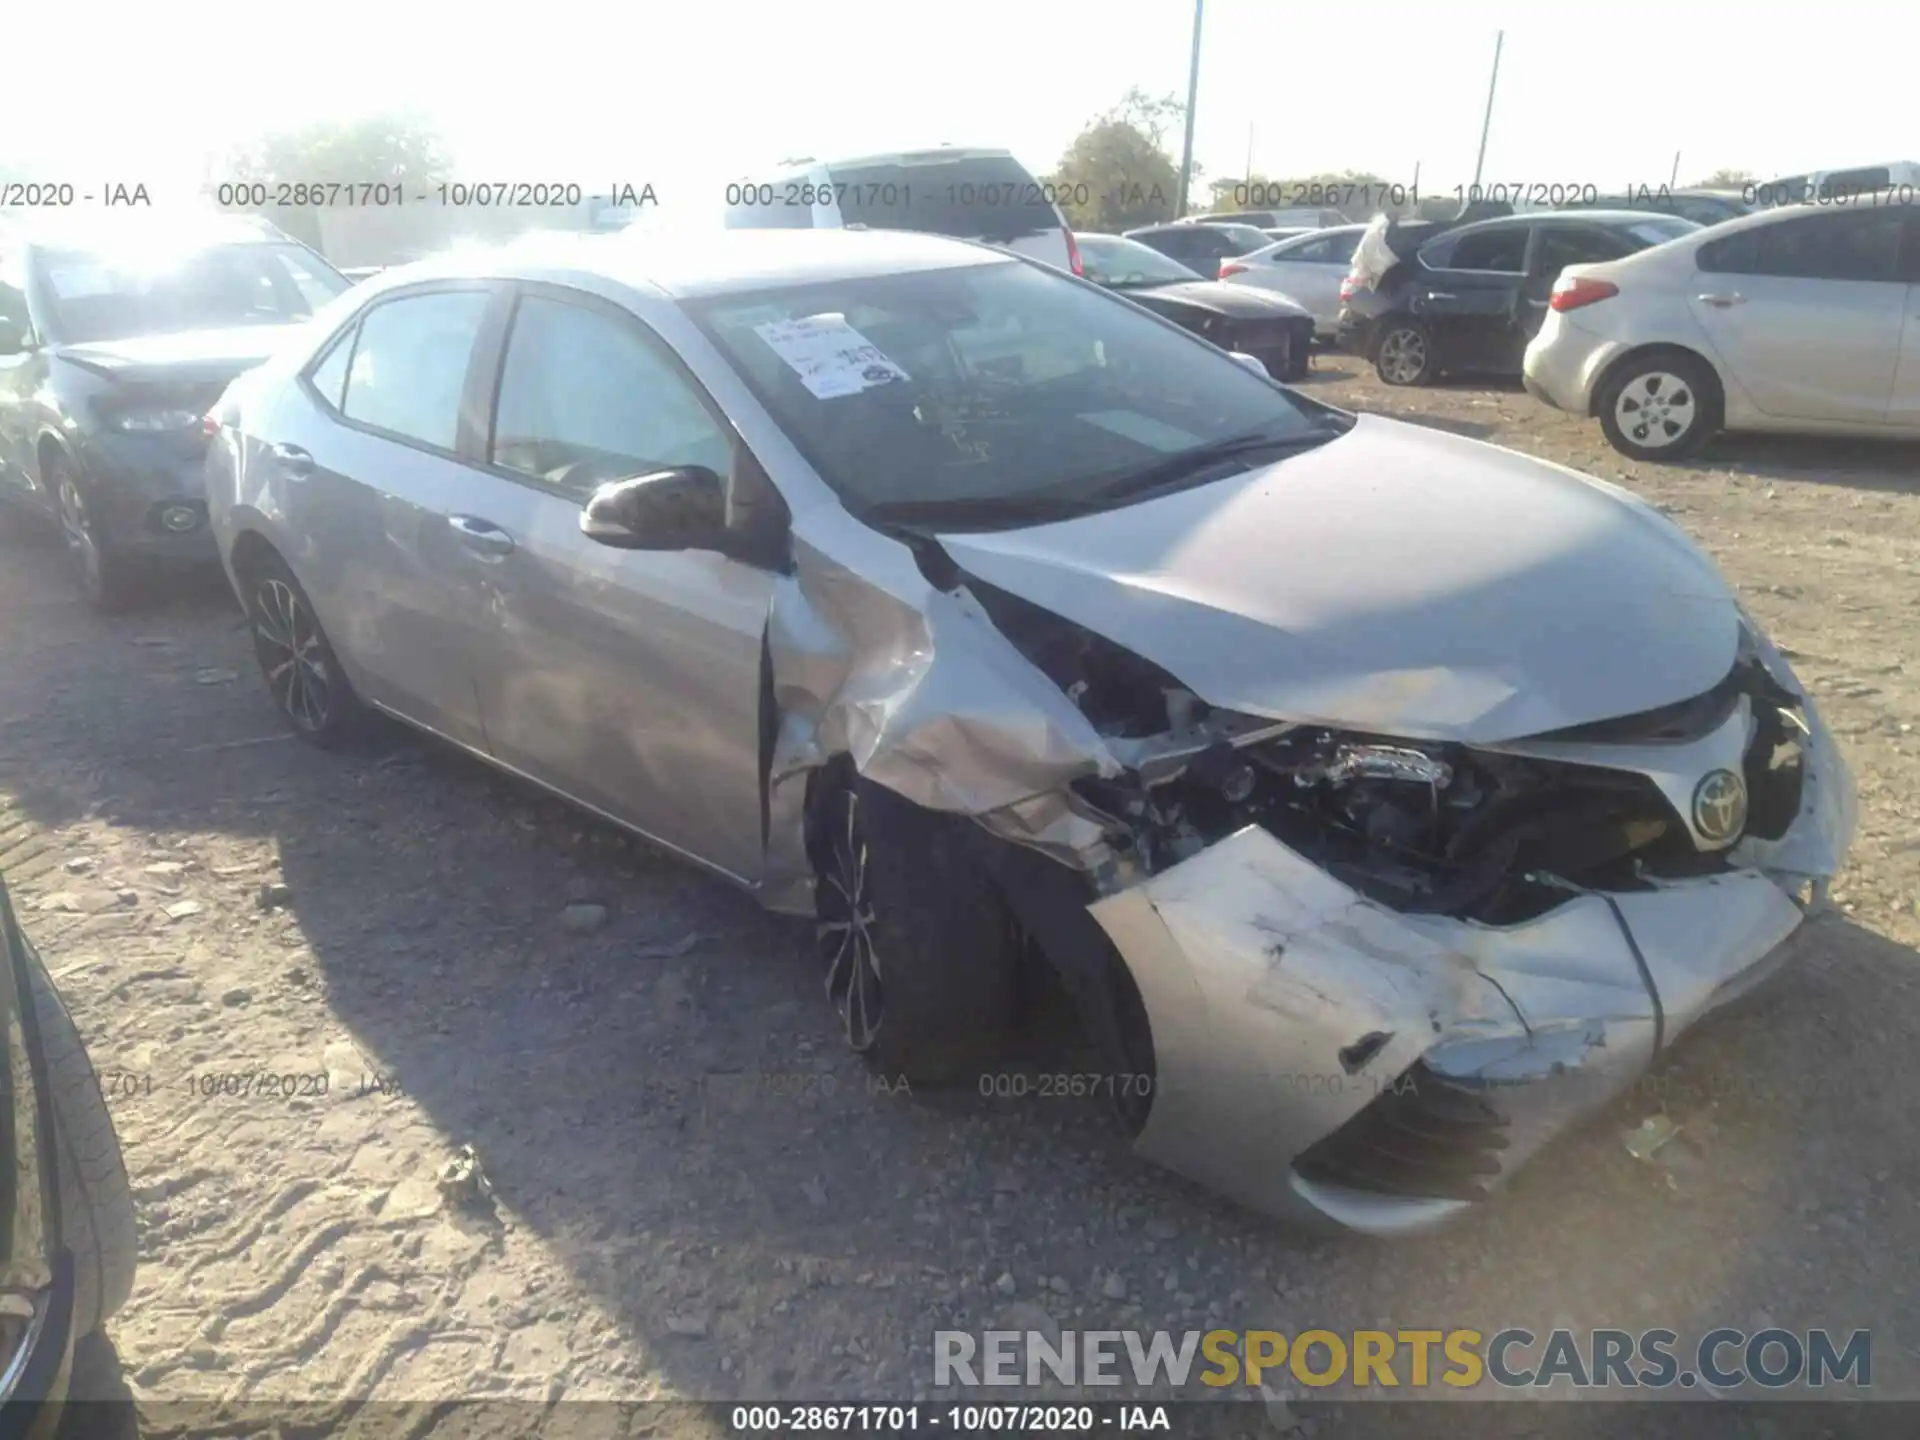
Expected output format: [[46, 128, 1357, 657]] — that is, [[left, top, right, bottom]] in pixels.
[[10, 0, 1915, 213]]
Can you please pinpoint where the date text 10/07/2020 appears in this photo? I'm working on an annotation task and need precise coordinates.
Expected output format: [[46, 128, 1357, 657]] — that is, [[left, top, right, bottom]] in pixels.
[[730, 1405, 1172, 1433], [90, 1071, 404, 1102]]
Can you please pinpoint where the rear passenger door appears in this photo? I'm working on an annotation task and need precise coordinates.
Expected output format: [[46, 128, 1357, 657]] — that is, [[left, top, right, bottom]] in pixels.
[[1519, 223, 1633, 348], [1688, 208, 1906, 423], [1412, 224, 1531, 372]]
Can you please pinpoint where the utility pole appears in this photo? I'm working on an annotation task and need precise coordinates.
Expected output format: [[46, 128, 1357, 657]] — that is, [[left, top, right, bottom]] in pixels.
[[1670, 150, 1682, 187], [1245, 122, 1254, 185], [1471, 30, 1504, 191], [1177, 0, 1204, 217]]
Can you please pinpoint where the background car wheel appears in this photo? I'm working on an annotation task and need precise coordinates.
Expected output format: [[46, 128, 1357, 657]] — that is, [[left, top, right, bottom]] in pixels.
[[242, 553, 365, 748], [22, 938, 138, 1334], [48, 456, 142, 613], [1598, 353, 1722, 460], [1374, 323, 1435, 386], [812, 775, 1020, 1087]]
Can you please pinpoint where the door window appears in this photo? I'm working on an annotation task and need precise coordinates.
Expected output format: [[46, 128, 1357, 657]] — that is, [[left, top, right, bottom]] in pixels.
[[1288, 231, 1361, 264], [1531, 226, 1627, 278], [1699, 210, 1905, 283], [339, 290, 490, 451], [491, 294, 733, 498], [307, 328, 354, 411], [1444, 227, 1529, 272]]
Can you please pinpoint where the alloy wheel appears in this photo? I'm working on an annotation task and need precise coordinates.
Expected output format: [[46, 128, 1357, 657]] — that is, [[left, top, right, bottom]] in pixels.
[[252, 579, 333, 732], [1378, 328, 1428, 384], [1613, 371, 1697, 449], [818, 790, 883, 1054], [56, 475, 103, 599]]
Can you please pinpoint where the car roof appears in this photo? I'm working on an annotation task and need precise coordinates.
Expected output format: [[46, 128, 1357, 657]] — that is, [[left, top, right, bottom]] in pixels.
[[369, 226, 1017, 301], [750, 146, 1021, 177], [1430, 209, 1691, 242]]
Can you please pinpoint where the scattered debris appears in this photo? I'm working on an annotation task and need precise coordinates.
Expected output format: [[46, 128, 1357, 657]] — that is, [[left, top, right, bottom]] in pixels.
[[220, 987, 253, 1008], [145, 861, 190, 877], [1101, 1271, 1128, 1300], [164, 900, 204, 922], [1623, 1114, 1680, 1163], [560, 902, 608, 935], [257, 881, 294, 910], [993, 1272, 1017, 1296], [194, 667, 241, 686], [666, 1313, 710, 1339], [801, 1178, 829, 1208], [436, 1144, 495, 1211], [63, 856, 95, 874]]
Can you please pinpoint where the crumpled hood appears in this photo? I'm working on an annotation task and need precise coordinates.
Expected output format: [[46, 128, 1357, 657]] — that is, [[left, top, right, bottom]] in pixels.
[[936, 413, 1742, 744], [56, 324, 304, 384]]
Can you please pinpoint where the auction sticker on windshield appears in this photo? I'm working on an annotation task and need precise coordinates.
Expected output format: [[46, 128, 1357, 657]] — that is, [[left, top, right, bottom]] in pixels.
[[754, 314, 910, 399]]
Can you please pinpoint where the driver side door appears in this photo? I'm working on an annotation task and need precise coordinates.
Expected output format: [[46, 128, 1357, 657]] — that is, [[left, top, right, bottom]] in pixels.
[[456, 285, 777, 883]]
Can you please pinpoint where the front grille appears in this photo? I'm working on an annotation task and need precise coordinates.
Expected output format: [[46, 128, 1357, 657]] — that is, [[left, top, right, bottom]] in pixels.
[[1293, 1061, 1510, 1201]]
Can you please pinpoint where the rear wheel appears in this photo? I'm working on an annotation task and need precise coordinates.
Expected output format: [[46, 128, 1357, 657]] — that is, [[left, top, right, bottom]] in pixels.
[[1374, 321, 1435, 386], [812, 776, 1020, 1087], [241, 552, 366, 747], [1597, 353, 1722, 460], [23, 940, 138, 1334], [49, 455, 142, 612]]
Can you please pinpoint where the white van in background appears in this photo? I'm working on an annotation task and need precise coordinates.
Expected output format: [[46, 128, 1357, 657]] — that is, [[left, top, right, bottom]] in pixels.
[[721, 147, 1081, 276], [1754, 161, 1920, 207]]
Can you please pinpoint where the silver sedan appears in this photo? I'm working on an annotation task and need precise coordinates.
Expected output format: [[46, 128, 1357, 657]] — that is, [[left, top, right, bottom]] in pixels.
[[204, 229, 1854, 1234]]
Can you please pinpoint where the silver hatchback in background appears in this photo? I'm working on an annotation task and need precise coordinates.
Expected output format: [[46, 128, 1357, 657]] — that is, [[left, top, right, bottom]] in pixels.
[[1524, 199, 1920, 457], [204, 227, 1853, 1234], [1219, 224, 1366, 339]]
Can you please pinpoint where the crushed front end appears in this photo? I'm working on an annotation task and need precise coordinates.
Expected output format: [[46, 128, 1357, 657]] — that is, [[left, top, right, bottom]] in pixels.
[[982, 607, 1856, 1233]]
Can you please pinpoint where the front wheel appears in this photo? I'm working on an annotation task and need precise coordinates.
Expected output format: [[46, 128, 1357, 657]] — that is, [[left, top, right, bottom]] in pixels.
[[1597, 353, 1722, 460], [812, 777, 1020, 1087], [1374, 322, 1436, 386]]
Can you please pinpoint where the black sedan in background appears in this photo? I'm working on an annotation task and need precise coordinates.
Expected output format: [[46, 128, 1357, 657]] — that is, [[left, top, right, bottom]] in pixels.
[[1121, 221, 1272, 278], [1335, 210, 1698, 386], [0, 214, 350, 610], [1075, 233, 1316, 381], [0, 877, 139, 1433]]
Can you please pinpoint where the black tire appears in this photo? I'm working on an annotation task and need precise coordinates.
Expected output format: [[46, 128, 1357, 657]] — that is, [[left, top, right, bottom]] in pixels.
[[1597, 351, 1723, 461], [239, 550, 367, 748], [1283, 336, 1312, 382], [47, 453, 143, 613], [812, 775, 1020, 1087], [21, 939, 138, 1334], [1373, 320, 1436, 386]]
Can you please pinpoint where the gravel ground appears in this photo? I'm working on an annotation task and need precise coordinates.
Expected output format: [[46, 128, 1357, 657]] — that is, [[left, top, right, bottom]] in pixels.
[[3, 360, 1918, 1436]]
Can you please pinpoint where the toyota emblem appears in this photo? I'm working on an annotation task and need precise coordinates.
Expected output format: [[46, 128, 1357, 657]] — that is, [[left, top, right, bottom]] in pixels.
[[1691, 768, 1749, 844]]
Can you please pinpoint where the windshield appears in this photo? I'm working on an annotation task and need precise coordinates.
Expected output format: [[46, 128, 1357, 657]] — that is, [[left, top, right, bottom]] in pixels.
[[37, 242, 350, 344], [830, 155, 1060, 243], [1076, 235, 1203, 287], [686, 259, 1331, 521]]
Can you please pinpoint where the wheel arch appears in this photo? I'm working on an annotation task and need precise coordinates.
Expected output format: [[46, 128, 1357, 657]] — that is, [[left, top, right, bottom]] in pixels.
[[226, 526, 286, 588], [1587, 341, 1724, 418]]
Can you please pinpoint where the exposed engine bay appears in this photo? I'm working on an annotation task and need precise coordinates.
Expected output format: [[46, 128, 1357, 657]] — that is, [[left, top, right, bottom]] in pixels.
[[968, 576, 1811, 922]]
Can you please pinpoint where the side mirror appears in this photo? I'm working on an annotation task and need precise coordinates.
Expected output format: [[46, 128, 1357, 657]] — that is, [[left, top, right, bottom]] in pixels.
[[1228, 351, 1270, 378], [580, 466, 728, 552], [0, 318, 27, 357]]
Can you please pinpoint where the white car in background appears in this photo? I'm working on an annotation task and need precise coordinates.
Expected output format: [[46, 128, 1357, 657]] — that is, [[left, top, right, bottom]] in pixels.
[[1524, 200, 1920, 458], [1220, 224, 1366, 339]]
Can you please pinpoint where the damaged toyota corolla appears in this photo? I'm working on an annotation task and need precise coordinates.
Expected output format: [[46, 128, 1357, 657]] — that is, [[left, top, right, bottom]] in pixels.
[[205, 228, 1856, 1235]]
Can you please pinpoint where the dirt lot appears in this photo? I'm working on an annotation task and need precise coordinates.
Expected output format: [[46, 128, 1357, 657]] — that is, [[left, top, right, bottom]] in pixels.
[[4, 362, 1919, 1435]]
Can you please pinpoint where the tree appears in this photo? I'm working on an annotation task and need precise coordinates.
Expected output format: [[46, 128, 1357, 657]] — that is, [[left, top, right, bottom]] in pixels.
[[221, 115, 453, 248], [1691, 167, 1756, 189], [1047, 90, 1188, 232]]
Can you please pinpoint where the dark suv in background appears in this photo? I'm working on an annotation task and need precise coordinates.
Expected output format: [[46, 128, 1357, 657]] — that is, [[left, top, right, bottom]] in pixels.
[[0, 214, 349, 610], [1336, 210, 1699, 386]]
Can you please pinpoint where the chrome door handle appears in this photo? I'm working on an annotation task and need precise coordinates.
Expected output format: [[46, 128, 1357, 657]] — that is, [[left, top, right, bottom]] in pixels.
[[1696, 293, 1746, 307], [448, 514, 515, 557], [269, 442, 314, 479]]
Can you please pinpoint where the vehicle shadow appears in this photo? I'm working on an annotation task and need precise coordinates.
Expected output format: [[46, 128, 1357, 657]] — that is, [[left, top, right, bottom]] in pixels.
[[1690, 431, 1920, 493]]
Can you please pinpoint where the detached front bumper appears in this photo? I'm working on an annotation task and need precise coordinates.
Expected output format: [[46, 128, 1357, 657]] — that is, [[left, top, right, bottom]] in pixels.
[[1088, 696, 1856, 1236]]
